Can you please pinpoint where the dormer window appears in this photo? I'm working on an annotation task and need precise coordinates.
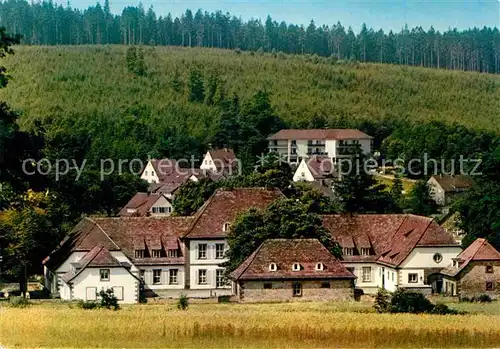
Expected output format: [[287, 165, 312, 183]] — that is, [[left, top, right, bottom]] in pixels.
[[167, 249, 178, 258], [269, 263, 277, 271], [343, 247, 354, 256], [151, 249, 162, 258], [292, 263, 301, 271], [360, 248, 371, 256], [223, 222, 231, 232], [135, 250, 145, 258], [315, 263, 324, 271]]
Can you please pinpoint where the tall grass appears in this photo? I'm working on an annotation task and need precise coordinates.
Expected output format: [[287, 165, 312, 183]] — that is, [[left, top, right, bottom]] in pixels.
[[1, 302, 500, 348]]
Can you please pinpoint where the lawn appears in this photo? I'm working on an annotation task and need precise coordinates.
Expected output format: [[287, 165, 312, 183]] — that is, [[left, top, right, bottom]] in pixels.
[[1, 300, 500, 348]]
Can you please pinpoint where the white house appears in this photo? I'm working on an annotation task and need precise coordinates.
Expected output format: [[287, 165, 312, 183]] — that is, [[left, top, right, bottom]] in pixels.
[[119, 193, 174, 217], [268, 129, 373, 164], [200, 148, 239, 175], [427, 175, 474, 206]]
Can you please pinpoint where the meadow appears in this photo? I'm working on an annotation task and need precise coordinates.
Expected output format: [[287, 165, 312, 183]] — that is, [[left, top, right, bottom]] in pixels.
[[1, 300, 500, 348]]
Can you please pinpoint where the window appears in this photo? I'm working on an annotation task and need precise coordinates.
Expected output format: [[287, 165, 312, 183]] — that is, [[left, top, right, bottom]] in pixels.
[[315, 263, 324, 271], [112, 286, 124, 301], [152, 206, 171, 214], [169, 269, 178, 285], [321, 282, 330, 289], [198, 269, 207, 285], [433, 253, 443, 264], [291, 140, 297, 146], [215, 244, 225, 259], [343, 248, 354, 256], [360, 248, 370, 256], [486, 281, 494, 291], [269, 263, 277, 271], [167, 249, 178, 258], [198, 244, 207, 259], [216, 269, 225, 288], [139, 269, 145, 280], [151, 249, 162, 258], [292, 263, 301, 271], [301, 172, 305, 177], [135, 250, 145, 258], [153, 269, 162, 284], [362, 267, 371, 283], [222, 222, 231, 232], [392, 272, 395, 282], [144, 171, 148, 176], [292, 283, 302, 297], [264, 282, 272, 289], [486, 265, 494, 273], [408, 273, 418, 283], [100, 269, 110, 281]]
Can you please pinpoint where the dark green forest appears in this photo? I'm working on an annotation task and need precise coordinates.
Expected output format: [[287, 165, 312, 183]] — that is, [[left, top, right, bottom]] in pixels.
[[1, 0, 500, 73]]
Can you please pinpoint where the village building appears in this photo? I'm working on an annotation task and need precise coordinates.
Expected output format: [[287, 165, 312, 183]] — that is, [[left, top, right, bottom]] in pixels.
[[267, 129, 373, 164], [119, 193, 173, 217], [200, 148, 239, 175], [322, 214, 461, 295], [293, 156, 336, 197], [230, 239, 355, 302], [441, 238, 500, 299], [427, 174, 474, 206]]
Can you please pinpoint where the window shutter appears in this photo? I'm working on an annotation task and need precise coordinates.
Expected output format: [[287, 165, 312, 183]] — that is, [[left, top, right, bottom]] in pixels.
[[146, 270, 153, 285], [207, 269, 212, 287], [162, 269, 168, 285]]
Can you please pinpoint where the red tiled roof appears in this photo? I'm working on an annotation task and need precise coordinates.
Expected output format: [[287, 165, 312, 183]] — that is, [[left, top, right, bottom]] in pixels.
[[322, 214, 458, 266], [149, 158, 178, 182], [208, 149, 238, 169], [305, 156, 336, 179], [184, 188, 284, 239], [268, 129, 372, 141], [119, 193, 169, 217], [429, 175, 474, 192], [230, 239, 355, 280], [442, 239, 500, 277]]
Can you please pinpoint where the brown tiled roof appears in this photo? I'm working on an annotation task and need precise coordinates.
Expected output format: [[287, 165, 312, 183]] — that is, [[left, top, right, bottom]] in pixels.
[[305, 156, 336, 180], [429, 175, 474, 192], [119, 193, 169, 217], [322, 214, 458, 266], [230, 239, 355, 280], [268, 129, 372, 141], [442, 238, 500, 277], [208, 148, 238, 169], [184, 188, 284, 239], [148, 170, 227, 194], [149, 158, 178, 182]]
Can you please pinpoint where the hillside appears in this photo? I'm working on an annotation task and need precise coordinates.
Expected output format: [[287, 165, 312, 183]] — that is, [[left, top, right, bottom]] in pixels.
[[1, 45, 499, 160]]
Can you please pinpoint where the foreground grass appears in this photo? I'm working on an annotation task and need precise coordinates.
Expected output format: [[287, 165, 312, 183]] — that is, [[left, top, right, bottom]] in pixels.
[[1, 301, 500, 348]]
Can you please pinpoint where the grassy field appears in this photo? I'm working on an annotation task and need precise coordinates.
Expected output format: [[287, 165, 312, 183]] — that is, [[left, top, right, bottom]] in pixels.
[[1, 300, 500, 348]]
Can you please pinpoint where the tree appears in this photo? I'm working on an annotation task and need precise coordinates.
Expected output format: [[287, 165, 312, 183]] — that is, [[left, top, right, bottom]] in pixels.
[[172, 178, 217, 216], [224, 197, 341, 273], [187, 68, 204, 102], [390, 176, 404, 209], [405, 180, 438, 216]]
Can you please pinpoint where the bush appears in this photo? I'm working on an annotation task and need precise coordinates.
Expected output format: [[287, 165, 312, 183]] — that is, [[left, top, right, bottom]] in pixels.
[[476, 294, 492, 303], [76, 300, 98, 310], [29, 289, 51, 299], [374, 288, 391, 313], [9, 296, 30, 308], [99, 289, 120, 310], [390, 289, 434, 314], [177, 293, 188, 310], [430, 303, 460, 315], [218, 295, 231, 303]]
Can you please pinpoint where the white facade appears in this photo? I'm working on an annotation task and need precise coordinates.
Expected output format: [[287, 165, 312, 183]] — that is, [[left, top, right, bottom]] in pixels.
[[293, 159, 315, 182], [200, 152, 216, 172], [140, 161, 160, 184], [150, 196, 174, 216]]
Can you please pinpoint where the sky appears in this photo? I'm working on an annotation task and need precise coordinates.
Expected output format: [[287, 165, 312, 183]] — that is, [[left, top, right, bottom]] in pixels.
[[64, 0, 499, 32]]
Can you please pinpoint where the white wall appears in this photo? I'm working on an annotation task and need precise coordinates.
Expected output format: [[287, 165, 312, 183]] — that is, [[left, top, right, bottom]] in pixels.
[[150, 196, 173, 216], [293, 159, 315, 182], [200, 152, 216, 171], [296, 140, 308, 158], [140, 161, 160, 184], [399, 246, 462, 270], [189, 240, 230, 291], [139, 266, 185, 289], [55, 252, 87, 273], [325, 140, 337, 158], [343, 263, 381, 294], [427, 177, 445, 205], [71, 267, 138, 303]]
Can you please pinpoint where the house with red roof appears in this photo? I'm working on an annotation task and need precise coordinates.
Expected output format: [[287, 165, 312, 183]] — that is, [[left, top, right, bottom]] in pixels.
[[441, 238, 500, 298], [200, 148, 239, 175], [427, 174, 474, 206], [119, 192, 173, 217], [268, 128, 373, 163], [230, 239, 355, 302]]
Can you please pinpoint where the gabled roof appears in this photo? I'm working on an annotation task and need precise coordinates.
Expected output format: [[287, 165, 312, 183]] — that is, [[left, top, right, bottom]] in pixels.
[[304, 156, 336, 180], [268, 129, 372, 141], [119, 193, 169, 217], [442, 239, 500, 277], [429, 175, 474, 192], [206, 148, 238, 170], [148, 158, 178, 182], [322, 214, 458, 266], [184, 188, 284, 239], [230, 239, 355, 280]]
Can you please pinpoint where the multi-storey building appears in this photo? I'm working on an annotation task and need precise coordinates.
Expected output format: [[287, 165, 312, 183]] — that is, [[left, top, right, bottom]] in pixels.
[[267, 129, 373, 163]]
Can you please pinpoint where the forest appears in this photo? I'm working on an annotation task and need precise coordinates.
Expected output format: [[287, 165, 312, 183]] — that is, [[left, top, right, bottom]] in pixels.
[[0, 0, 500, 73]]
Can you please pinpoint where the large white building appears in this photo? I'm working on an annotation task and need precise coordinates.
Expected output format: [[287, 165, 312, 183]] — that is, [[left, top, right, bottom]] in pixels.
[[267, 129, 373, 164], [44, 188, 463, 303]]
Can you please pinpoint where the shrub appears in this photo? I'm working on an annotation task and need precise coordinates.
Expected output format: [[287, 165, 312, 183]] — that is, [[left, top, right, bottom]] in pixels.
[[459, 296, 471, 303], [177, 293, 189, 310], [390, 289, 434, 314], [476, 294, 492, 303], [29, 289, 51, 299], [76, 300, 98, 310], [9, 296, 30, 308], [99, 289, 120, 310], [374, 288, 391, 313], [430, 303, 460, 315], [218, 295, 231, 303]]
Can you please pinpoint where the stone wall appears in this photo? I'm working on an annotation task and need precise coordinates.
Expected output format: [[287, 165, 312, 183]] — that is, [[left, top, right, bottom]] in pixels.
[[238, 279, 354, 302], [458, 261, 500, 299]]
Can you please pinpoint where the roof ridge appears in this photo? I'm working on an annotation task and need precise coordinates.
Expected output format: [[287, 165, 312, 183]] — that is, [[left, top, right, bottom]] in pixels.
[[86, 217, 121, 250], [231, 241, 266, 280], [414, 216, 437, 247]]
